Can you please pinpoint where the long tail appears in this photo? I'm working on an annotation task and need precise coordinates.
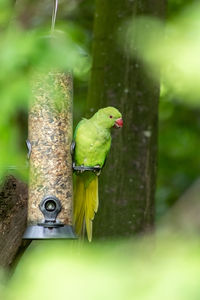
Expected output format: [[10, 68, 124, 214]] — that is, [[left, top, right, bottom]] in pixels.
[[73, 175, 98, 242]]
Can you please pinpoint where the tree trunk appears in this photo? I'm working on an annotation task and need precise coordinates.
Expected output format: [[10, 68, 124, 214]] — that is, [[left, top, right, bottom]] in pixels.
[[87, 0, 166, 238], [0, 176, 28, 267]]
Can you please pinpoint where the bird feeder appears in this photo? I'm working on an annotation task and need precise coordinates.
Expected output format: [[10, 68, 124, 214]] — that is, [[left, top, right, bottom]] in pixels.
[[23, 71, 76, 239]]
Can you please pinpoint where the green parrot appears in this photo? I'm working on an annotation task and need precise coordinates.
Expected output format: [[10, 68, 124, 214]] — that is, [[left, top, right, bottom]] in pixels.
[[73, 106, 123, 241]]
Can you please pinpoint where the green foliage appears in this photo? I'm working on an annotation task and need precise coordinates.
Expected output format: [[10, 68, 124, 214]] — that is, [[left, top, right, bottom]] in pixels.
[[0, 4, 91, 181], [1, 2, 200, 298], [2, 235, 200, 300], [156, 90, 200, 216], [167, 0, 196, 18], [124, 3, 200, 103]]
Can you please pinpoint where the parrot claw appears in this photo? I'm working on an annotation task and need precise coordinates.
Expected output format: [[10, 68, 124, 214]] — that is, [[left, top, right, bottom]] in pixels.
[[80, 165, 85, 174], [93, 165, 101, 176]]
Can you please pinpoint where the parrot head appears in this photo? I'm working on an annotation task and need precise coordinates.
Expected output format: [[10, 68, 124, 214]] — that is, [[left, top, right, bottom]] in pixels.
[[94, 106, 123, 129]]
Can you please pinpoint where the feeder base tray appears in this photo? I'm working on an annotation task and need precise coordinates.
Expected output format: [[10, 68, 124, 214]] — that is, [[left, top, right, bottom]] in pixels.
[[23, 225, 77, 240]]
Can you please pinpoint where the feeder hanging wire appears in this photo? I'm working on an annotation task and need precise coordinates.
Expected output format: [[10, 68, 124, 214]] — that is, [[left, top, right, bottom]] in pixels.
[[51, 0, 58, 33]]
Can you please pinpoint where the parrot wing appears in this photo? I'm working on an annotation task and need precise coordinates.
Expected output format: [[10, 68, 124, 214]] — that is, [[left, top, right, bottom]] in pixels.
[[73, 118, 87, 140]]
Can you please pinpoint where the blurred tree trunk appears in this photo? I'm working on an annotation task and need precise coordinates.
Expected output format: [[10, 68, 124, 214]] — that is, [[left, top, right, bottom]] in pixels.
[[87, 0, 166, 238], [0, 176, 28, 267]]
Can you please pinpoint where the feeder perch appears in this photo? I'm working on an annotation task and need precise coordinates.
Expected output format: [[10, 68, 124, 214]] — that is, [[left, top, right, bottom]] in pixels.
[[23, 71, 76, 239]]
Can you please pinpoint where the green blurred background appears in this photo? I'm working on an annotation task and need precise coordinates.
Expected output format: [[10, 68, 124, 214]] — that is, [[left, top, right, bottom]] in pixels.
[[1, 0, 199, 218], [2, 235, 200, 300], [1, 0, 200, 298]]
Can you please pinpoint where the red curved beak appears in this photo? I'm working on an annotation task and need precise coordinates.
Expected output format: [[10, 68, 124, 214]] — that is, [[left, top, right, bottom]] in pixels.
[[114, 118, 123, 128]]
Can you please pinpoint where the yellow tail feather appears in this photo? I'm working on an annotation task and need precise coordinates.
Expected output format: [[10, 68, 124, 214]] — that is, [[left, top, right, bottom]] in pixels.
[[73, 176, 98, 242]]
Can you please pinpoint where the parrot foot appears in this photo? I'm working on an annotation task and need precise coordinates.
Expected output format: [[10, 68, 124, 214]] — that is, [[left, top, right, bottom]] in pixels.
[[72, 163, 101, 175], [71, 141, 101, 175]]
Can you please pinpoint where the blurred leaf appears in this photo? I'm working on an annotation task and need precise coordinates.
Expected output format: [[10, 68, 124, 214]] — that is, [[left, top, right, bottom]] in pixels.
[[123, 3, 200, 104], [0, 16, 91, 180], [3, 236, 200, 300]]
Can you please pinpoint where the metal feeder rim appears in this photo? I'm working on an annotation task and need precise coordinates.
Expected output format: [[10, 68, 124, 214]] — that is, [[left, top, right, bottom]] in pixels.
[[23, 224, 77, 240]]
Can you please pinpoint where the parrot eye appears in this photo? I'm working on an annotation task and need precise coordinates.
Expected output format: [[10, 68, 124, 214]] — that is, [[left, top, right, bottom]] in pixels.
[[109, 115, 113, 118]]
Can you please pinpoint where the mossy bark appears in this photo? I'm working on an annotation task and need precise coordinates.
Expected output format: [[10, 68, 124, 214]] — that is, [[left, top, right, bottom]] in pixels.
[[87, 0, 166, 238]]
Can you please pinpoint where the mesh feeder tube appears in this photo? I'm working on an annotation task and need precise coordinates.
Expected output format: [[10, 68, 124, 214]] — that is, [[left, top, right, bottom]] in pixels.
[[23, 72, 76, 239]]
